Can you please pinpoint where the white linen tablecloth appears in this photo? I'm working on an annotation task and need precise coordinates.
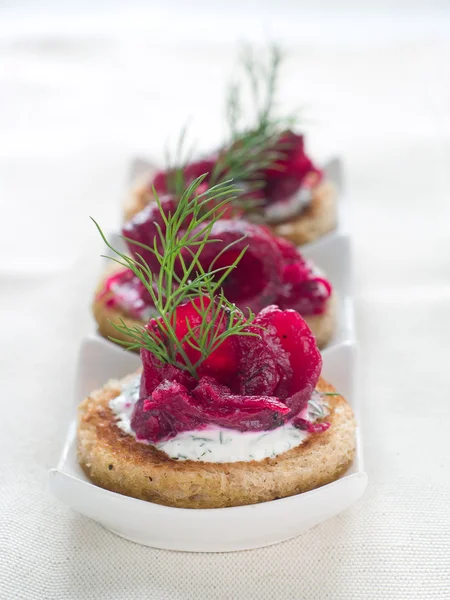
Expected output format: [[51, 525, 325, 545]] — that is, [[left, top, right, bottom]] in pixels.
[[1, 25, 450, 600]]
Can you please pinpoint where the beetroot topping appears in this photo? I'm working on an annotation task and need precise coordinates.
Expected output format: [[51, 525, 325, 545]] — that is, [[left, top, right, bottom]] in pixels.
[[279, 265, 332, 315], [151, 157, 217, 197], [254, 305, 321, 414], [151, 170, 167, 195], [274, 235, 332, 316], [131, 302, 323, 443], [263, 132, 322, 205], [184, 158, 218, 185], [158, 297, 240, 385], [186, 220, 283, 313], [294, 418, 331, 434], [131, 378, 290, 443], [235, 321, 292, 400], [147, 130, 322, 218], [123, 195, 180, 273], [272, 234, 301, 261], [106, 215, 331, 320]]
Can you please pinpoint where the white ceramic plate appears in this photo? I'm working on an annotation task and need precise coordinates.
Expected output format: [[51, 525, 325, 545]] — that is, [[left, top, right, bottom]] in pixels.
[[51, 154, 364, 551], [49, 335, 366, 552]]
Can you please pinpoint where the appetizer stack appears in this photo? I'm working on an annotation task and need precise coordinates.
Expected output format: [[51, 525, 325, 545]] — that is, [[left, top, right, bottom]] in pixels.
[[125, 46, 337, 246], [53, 46, 360, 533]]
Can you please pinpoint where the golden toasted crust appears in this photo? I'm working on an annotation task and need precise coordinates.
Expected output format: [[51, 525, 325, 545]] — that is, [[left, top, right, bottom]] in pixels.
[[269, 181, 337, 246], [93, 264, 336, 350], [124, 177, 337, 246], [77, 375, 355, 509]]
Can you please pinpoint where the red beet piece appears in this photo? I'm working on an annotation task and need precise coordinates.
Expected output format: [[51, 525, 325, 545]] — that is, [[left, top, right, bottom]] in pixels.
[[278, 257, 332, 315], [271, 235, 332, 315], [235, 321, 292, 399], [169, 297, 240, 384], [123, 195, 179, 273], [294, 417, 330, 433], [139, 298, 241, 392], [133, 300, 323, 442], [132, 376, 290, 442], [140, 340, 197, 397], [183, 158, 217, 183], [132, 381, 203, 441], [272, 235, 301, 262], [192, 376, 289, 431], [252, 305, 322, 415], [120, 208, 331, 318], [264, 131, 322, 204], [189, 220, 283, 314], [150, 157, 217, 197], [152, 170, 168, 195]]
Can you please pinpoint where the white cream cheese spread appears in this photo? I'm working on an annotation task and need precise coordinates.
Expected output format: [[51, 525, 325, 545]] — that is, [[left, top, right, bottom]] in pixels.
[[109, 375, 328, 464]]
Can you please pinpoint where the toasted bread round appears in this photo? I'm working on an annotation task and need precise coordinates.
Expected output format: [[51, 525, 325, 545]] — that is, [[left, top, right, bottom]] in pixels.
[[78, 375, 355, 509], [124, 178, 337, 246], [93, 264, 336, 350]]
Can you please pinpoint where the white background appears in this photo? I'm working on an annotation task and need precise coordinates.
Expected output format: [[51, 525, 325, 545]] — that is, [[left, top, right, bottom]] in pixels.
[[1, 2, 450, 598]]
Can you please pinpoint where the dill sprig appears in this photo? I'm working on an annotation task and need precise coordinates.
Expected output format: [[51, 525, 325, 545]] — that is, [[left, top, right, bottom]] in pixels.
[[93, 176, 260, 379], [228, 44, 282, 137], [225, 44, 298, 141], [161, 124, 283, 206], [158, 45, 296, 210], [209, 44, 297, 203], [208, 128, 284, 190], [164, 123, 194, 197]]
